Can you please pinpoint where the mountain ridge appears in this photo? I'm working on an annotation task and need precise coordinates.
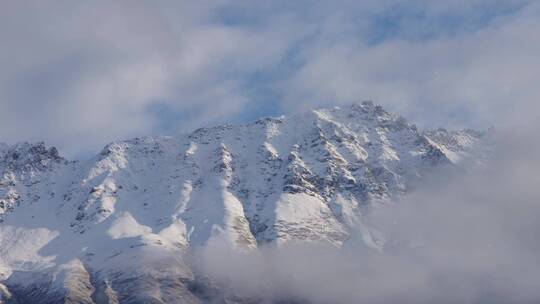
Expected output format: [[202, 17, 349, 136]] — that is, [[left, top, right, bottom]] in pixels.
[[0, 101, 491, 303]]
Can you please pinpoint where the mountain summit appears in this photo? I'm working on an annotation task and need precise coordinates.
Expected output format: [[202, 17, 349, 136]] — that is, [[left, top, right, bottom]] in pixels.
[[0, 102, 490, 303]]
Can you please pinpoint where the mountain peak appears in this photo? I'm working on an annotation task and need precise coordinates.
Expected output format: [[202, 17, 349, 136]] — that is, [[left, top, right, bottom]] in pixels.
[[0, 142, 63, 172]]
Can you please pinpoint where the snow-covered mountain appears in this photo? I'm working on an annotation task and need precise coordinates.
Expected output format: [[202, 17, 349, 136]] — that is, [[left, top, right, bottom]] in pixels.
[[0, 102, 490, 303]]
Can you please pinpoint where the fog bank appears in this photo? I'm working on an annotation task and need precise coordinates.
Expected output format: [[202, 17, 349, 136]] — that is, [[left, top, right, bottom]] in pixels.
[[194, 128, 540, 303]]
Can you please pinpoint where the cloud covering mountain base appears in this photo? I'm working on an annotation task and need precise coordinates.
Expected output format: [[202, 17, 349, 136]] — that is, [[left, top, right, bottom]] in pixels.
[[195, 130, 540, 303]]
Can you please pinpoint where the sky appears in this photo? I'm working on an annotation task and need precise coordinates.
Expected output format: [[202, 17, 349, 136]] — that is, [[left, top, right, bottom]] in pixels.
[[1, 0, 539, 157]]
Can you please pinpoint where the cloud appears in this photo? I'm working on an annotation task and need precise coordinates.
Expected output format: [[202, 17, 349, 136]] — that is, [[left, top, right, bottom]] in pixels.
[[0, 1, 299, 156], [0, 0, 538, 157], [193, 127, 540, 303], [279, 1, 540, 129]]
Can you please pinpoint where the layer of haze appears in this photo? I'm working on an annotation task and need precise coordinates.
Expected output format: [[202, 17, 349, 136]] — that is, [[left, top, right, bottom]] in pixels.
[[195, 127, 540, 303], [1, 0, 539, 157]]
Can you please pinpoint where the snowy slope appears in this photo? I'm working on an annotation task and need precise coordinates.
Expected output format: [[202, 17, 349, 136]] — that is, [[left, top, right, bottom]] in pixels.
[[0, 102, 490, 303]]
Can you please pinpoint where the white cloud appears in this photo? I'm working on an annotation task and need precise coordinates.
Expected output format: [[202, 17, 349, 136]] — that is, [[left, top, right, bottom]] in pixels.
[[0, 1, 299, 156], [280, 1, 540, 129], [0, 0, 538, 156]]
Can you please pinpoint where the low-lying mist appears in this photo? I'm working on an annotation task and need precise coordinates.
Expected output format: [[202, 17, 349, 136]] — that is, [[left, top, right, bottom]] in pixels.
[[192, 128, 540, 303]]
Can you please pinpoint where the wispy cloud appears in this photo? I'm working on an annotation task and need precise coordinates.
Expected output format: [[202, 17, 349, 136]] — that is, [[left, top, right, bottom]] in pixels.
[[0, 1, 537, 157], [278, 1, 540, 129]]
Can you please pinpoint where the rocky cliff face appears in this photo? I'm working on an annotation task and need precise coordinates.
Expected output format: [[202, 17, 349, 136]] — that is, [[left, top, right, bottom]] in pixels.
[[0, 102, 491, 303]]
